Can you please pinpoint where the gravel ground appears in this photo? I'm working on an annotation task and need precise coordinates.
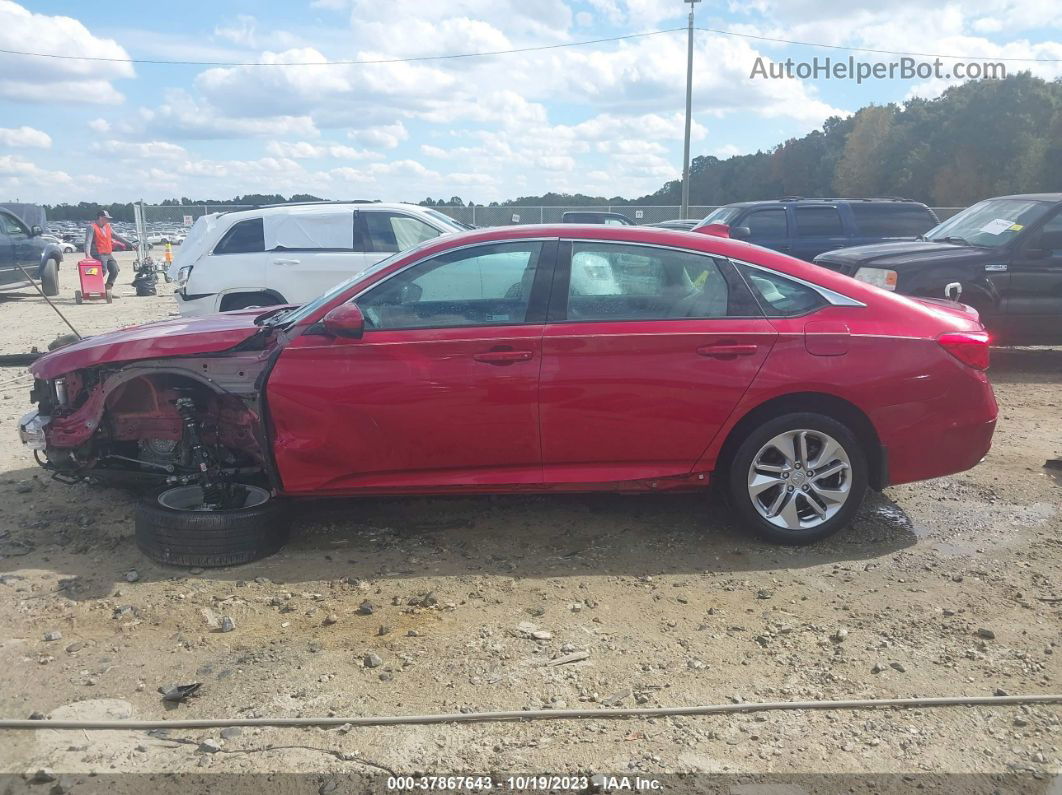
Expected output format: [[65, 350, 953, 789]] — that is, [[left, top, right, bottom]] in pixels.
[[0, 259, 1059, 788]]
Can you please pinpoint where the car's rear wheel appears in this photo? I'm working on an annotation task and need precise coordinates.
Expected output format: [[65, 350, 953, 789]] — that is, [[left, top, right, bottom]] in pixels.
[[135, 484, 290, 568], [727, 412, 867, 545], [41, 258, 59, 296]]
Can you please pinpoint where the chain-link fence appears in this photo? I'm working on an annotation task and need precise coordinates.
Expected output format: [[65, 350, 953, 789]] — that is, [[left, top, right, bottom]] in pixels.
[[137, 202, 967, 230]]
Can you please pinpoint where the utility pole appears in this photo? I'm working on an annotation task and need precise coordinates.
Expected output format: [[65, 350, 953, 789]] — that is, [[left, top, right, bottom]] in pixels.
[[680, 0, 700, 220]]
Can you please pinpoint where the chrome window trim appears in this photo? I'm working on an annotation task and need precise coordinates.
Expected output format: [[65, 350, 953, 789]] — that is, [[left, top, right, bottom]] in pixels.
[[730, 256, 867, 308]]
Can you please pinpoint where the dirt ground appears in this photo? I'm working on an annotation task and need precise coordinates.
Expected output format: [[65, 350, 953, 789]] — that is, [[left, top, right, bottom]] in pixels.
[[0, 255, 1059, 789]]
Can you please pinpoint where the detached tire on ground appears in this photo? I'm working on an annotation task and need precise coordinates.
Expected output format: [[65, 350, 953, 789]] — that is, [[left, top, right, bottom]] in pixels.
[[41, 258, 59, 296], [135, 485, 290, 568]]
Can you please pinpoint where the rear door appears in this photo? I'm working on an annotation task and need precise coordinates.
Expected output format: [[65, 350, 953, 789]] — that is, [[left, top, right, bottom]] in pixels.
[[538, 240, 776, 484], [790, 205, 848, 261], [1003, 209, 1062, 343], [264, 209, 376, 303]]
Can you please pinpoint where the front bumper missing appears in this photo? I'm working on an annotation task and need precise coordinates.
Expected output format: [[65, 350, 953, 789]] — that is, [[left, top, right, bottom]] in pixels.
[[18, 409, 50, 451]]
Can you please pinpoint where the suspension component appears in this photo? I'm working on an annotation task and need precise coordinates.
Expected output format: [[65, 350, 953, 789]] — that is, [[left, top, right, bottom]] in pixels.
[[173, 396, 246, 509]]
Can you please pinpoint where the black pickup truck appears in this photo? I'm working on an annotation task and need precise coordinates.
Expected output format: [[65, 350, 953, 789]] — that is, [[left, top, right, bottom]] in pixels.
[[814, 194, 1062, 345]]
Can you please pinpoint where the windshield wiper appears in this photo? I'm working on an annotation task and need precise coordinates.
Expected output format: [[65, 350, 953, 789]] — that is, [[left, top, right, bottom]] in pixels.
[[929, 235, 971, 246], [255, 307, 295, 327]]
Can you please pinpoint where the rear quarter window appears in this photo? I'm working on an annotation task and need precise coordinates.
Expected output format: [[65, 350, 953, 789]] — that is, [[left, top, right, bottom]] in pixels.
[[735, 263, 826, 317], [850, 203, 937, 237]]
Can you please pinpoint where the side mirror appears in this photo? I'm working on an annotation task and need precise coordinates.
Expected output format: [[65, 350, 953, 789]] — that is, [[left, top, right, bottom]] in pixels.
[[30, 225, 43, 237], [729, 226, 752, 240], [321, 303, 365, 339], [693, 222, 733, 238]]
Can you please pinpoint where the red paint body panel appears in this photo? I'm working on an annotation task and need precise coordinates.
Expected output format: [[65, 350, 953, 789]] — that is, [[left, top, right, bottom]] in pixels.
[[267, 325, 545, 494], [29, 224, 998, 500], [30, 308, 273, 380], [538, 318, 776, 483]]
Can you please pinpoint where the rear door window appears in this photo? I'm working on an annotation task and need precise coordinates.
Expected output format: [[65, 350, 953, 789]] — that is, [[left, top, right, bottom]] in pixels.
[[264, 211, 363, 251], [850, 203, 937, 237], [213, 218, 264, 255], [794, 206, 844, 237], [561, 242, 735, 321]]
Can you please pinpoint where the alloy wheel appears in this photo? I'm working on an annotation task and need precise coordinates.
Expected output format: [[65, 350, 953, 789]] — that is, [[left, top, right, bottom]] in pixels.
[[746, 429, 852, 530]]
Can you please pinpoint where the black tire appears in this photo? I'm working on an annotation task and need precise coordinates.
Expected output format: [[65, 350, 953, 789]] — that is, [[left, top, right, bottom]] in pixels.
[[135, 485, 290, 568], [726, 412, 867, 545], [41, 258, 59, 296], [220, 292, 283, 312]]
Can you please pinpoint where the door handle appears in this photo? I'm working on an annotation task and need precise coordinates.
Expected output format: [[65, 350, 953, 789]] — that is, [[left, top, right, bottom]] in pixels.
[[273, 258, 301, 265], [697, 343, 758, 358], [473, 350, 534, 364]]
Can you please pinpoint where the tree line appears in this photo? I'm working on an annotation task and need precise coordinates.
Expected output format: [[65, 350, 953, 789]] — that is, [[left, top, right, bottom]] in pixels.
[[40, 73, 1060, 221]]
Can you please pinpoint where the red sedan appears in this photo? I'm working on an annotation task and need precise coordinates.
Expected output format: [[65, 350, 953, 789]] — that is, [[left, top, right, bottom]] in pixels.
[[18, 224, 997, 565]]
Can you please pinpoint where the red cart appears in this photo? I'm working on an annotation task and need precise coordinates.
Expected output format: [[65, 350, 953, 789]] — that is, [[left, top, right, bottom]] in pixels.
[[75, 258, 111, 304]]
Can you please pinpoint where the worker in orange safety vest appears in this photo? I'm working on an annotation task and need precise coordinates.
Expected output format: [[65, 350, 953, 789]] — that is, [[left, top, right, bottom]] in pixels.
[[82, 209, 132, 291]]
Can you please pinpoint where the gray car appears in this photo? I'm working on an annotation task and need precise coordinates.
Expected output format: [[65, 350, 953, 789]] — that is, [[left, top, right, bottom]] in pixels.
[[0, 203, 64, 296]]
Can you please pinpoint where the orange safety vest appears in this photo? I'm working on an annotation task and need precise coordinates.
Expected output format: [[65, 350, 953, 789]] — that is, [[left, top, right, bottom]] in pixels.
[[92, 222, 113, 255]]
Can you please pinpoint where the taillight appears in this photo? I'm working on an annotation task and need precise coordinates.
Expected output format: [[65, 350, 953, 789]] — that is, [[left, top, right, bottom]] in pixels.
[[938, 331, 990, 370]]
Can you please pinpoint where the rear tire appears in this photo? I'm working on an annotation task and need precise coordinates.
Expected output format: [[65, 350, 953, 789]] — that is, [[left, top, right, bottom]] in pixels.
[[41, 258, 59, 296], [726, 412, 867, 545], [135, 485, 290, 568]]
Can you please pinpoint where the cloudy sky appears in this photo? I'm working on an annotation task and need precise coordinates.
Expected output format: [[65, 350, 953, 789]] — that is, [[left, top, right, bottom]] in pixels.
[[1, 0, 1060, 205]]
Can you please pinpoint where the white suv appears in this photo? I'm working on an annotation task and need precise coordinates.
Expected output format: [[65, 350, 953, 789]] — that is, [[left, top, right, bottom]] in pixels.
[[170, 202, 466, 316]]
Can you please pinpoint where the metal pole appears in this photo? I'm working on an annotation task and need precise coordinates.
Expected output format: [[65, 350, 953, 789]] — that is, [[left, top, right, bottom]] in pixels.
[[680, 0, 700, 220]]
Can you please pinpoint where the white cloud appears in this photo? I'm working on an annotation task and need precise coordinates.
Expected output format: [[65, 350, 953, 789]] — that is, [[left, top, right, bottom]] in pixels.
[[0, 125, 51, 148], [118, 91, 320, 140], [0, 154, 73, 197], [88, 118, 110, 133], [0, 0, 133, 103], [214, 14, 257, 47], [91, 140, 188, 160], [349, 123, 409, 149], [264, 140, 381, 159]]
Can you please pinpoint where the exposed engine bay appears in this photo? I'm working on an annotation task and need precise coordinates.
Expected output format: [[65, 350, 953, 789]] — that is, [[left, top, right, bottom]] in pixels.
[[23, 347, 277, 505]]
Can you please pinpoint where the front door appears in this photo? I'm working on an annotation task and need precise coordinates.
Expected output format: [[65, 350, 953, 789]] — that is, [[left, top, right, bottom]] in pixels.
[[538, 240, 776, 484], [267, 239, 556, 494], [1003, 210, 1062, 343]]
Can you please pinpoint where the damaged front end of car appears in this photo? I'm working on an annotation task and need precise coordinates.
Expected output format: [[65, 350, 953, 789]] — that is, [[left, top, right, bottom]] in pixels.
[[21, 343, 278, 497]]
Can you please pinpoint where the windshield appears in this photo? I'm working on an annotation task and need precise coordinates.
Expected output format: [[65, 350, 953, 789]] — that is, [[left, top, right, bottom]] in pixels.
[[925, 199, 1050, 248], [422, 208, 472, 230], [277, 236, 444, 327], [700, 207, 741, 225]]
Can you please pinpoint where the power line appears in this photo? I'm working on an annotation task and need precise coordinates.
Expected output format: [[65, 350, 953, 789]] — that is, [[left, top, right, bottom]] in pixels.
[[696, 26, 1062, 62], [0, 25, 1057, 67], [0, 28, 685, 67]]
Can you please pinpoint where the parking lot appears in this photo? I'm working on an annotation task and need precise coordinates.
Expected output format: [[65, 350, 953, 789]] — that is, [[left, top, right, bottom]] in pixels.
[[0, 257, 1059, 781]]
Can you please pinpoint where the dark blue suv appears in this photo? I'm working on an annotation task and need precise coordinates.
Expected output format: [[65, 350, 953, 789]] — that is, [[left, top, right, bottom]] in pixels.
[[693, 198, 939, 262]]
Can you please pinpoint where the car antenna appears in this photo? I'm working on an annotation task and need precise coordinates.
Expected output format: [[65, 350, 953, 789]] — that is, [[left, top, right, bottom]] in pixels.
[[12, 262, 83, 340]]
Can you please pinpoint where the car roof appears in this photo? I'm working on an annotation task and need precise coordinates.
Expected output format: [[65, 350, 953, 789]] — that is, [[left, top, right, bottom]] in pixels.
[[985, 193, 1062, 203], [719, 197, 929, 209], [219, 201, 434, 219]]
